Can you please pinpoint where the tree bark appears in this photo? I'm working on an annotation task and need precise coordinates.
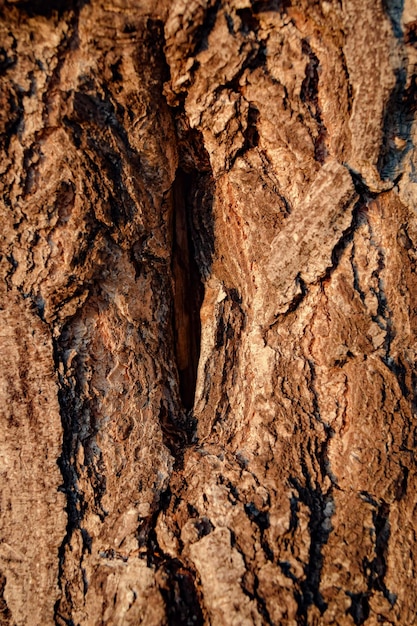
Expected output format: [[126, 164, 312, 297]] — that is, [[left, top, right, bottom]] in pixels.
[[1, 0, 417, 624]]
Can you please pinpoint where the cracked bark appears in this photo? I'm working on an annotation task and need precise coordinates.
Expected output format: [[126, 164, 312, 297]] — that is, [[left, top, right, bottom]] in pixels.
[[1, 0, 417, 624]]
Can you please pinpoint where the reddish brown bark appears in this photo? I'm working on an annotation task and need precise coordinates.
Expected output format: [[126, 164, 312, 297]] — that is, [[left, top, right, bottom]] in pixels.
[[1, 0, 417, 624]]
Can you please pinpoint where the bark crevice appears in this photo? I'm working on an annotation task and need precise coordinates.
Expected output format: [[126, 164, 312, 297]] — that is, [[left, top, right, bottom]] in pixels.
[[171, 169, 205, 412], [291, 475, 334, 622]]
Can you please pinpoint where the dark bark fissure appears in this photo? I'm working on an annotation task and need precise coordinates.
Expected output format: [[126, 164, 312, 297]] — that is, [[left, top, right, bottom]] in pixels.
[[289, 363, 337, 623], [53, 311, 108, 625], [346, 498, 396, 624], [378, 66, 412, 184], [301, 39, 328, 164], [291, 475, 334, 623], [251, 0, 290, 13], [346, 591, 370, 625], [136, 494, 206, 626], [379, 1, 417, 185], [216, 477, 274, 624], [192, 0, 222, 56], [8, 0, 90, 19], [0, 572, 12, 626], [366, 501, 396, 605], [158, 558, 206, 626], [382, 0, 404, 40], [233, 539, 274, 626], [169, 109, 215, 414], [171, 170, 205, 412], [131, 109, 215, 621]]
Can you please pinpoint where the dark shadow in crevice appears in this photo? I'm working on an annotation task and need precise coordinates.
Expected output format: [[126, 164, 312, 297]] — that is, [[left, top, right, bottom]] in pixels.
[[377, 66, 415, 183], [251, 0, 290, 12], [236, 7, 260, 33], [193, 0, 222, 55], [0, 571, 12, 624], [290, 458, 335, 621], [169, 111, 215, 414], [378, 0, 417, 184], [9, 0, 90, 18], [136, 505, 206, 625], [382, 0, 404, 39], [159, 558, 205, 626], [346, 591, 370, 625], [171, 165, 214, 411], [301, 39, 328, 164]]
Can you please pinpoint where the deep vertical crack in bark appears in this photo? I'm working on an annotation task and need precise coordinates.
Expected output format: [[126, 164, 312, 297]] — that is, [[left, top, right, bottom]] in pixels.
[[171, 169, 204, 412], [0, 572, 12, 625], [291, 470, 335, 621]]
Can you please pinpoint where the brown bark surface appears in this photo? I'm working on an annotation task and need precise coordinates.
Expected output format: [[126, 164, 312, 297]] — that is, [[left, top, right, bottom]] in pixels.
[[1, 0, 417, 624]]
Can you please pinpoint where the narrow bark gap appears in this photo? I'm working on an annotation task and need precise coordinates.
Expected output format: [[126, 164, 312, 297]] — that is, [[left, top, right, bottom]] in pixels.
[[137, 509, 206, 626], [367, 502, 396, 605], [301, 39, 328, 164], [158, 558, 205, 626], [377, 66, 412, 183], [171, 166, 213, 411], [9, 0, 90, 19], [377, 0, 416, 186], [346, 591, 370, 625], [53, 305, 108, 623], [192, 0, 222, 56], [251, 0, 290, 12], [290, 472, 334, 621], [382, 0, 404, 39], [0, 572, 12, 626]]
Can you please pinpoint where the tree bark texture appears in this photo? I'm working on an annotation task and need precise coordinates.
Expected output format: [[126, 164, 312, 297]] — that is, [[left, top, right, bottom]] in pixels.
[[1, 0, 417, 624]]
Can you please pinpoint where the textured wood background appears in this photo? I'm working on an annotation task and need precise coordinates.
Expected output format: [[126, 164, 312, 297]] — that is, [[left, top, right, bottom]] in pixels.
[[1, 0, 417, 623]]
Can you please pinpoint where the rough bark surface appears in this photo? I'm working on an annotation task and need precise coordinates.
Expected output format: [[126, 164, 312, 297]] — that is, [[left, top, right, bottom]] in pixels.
[[1, 0, 417, 624]]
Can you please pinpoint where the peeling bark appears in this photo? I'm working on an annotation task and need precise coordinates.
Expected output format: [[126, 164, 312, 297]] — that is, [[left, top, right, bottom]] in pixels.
[[1, 0, 417, 624]]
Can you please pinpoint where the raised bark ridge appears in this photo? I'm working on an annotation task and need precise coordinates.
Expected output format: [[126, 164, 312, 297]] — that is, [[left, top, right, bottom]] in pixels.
[[0, 0, 417, 624]]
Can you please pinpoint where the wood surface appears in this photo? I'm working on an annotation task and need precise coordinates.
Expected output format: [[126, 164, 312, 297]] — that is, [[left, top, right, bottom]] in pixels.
[[1, 0, 417, 623]]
